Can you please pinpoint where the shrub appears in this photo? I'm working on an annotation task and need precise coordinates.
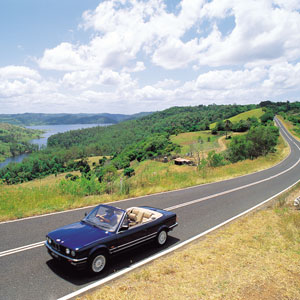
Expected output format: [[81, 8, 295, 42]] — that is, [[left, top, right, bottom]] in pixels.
[[207, 151, 226, 167], [124, 167, 135, 177]]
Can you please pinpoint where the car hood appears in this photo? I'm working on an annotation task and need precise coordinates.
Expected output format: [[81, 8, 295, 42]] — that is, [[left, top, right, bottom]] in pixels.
[[47, 221, 111, 249]]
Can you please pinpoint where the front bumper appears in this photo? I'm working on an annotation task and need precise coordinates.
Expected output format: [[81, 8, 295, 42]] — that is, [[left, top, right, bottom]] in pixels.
[[169, 222, 178, 230], [45, 242, 88, 268]]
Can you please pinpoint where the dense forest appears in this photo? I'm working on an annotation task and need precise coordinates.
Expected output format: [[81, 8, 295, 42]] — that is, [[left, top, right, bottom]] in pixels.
[[47, 104, 256, 151], [0, 123, 42, 162], [0, 112, 152, 126], [0, 101, 298, 185]]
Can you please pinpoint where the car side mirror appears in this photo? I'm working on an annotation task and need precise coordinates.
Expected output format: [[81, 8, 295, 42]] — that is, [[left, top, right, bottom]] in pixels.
[[84, 212, 87, 217]]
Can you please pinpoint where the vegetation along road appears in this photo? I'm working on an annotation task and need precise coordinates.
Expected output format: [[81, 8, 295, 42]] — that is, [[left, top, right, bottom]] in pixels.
[[0, 117, 299, 300]]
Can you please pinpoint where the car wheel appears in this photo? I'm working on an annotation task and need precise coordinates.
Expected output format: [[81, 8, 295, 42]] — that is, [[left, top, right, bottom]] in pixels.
[[156, 229, 168, 246], [89, 252, 107, 274]]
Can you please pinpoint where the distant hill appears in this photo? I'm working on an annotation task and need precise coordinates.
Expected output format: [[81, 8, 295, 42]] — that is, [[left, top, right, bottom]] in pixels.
[[47, 104, 256, 152], [0, 112, 153, 126]]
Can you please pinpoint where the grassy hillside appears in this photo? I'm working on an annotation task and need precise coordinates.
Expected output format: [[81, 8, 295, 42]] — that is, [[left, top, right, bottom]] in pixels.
[[170, 131, 220, 155], [0, 134, 288, 221], [47, 105, 255, 150], [210, 108, 264, 129], [80, 182, 300, 300], [0, 104, 258, 185]]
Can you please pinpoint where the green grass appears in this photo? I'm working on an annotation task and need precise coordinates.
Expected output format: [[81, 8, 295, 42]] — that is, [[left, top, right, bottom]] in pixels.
[[210, 108, 264, 129], [0, 131, 289, 221], [126, 134, 288, 196], [277, 115, 300, 141], [170, 131, 220, 155]]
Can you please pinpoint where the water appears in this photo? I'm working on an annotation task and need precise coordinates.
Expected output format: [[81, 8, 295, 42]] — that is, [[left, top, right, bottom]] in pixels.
[[0, 124, 107, 169]]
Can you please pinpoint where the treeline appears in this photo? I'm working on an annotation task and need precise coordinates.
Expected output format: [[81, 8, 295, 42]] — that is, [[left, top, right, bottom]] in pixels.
[[0, 123, 42, 162], [0, 112, 152, 126]]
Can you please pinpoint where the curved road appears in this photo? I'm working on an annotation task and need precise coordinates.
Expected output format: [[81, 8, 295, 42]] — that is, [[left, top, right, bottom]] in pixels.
[[0, 118, 299, 300]]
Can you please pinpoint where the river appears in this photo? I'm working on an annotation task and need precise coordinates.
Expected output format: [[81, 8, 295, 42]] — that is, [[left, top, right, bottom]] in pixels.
[[0, 124, 107, 169]]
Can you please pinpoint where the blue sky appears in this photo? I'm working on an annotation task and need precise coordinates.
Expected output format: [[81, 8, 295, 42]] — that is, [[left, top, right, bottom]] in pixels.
[[1, 0, 300, 114]]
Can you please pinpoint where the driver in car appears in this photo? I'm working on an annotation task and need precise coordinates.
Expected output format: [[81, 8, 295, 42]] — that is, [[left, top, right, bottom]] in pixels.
[[96, 209, 118, 226]]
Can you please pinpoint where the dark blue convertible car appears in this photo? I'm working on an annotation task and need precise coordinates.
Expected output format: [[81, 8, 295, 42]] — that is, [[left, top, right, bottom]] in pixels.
[[45, 204, 178, 273]]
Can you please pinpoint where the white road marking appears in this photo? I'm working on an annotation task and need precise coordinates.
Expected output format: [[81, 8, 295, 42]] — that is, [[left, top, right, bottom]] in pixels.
[[0, 118, 300, 257], [0, 119, 294, 226], [1, 151, 299, 259], [57, 177, 300, 300], [1, 119, 299, 259], [0, 241, 45, 258], [166, 153, 300, 211]]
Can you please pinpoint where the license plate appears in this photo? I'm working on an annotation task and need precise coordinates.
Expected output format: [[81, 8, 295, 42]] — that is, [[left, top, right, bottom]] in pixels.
[[51, 251, 58, 259]]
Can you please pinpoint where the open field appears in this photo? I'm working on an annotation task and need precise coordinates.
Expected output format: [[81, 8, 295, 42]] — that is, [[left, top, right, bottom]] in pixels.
[[0, 132, 288, 221], [79, 181, 300, 300], [126, 134, 288, 195], [210, 108, 264, 129], [170, 131, 220, 155]]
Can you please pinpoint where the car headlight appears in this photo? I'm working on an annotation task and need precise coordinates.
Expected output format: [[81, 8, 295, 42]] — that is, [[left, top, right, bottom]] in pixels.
[[47, 237, 52, 244], [65, 248, 70, 255], [71, 251, 76, 257]]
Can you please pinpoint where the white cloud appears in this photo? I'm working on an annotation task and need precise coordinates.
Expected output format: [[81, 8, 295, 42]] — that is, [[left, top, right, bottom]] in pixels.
[[2, 0, 300, 114], [0, 65, 41, 80], [152, 37, 200, 69], [263, 62, 300, 90], [38, 42, 87, 71], [122, 61, 145, 73], [197, 0, 300, 66], [61, 69, 137, 91], [154, 79, 181, 89], [195, 67, 268, 90]]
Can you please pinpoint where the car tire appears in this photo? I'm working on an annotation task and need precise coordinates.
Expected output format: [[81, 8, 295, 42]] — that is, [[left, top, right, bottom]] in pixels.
[[89, 251, 107, 274], [156, 229, 168, 246]]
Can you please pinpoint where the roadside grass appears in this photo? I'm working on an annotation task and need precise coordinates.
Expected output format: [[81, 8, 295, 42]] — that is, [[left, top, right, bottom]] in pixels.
[[0, 134, 288, 221], [210, 108, 264, 129], [170, 131, 219, 155], [78, 182, 300, 300], [277, 115, 300, 141], [125, 134, 288, 196]]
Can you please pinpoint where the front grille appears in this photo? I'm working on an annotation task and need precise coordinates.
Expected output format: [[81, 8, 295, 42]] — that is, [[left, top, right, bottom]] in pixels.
[[52, 241, 60, 251]]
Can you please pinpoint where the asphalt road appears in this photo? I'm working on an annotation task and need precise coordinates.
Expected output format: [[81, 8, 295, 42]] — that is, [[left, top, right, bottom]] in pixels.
[[1, 118, 300, 300]]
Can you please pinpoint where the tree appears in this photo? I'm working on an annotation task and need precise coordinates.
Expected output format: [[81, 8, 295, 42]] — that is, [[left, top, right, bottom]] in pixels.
[[224, 120, 232, 139], [227, 125, 279, 162], [260, 111, 274, 124]]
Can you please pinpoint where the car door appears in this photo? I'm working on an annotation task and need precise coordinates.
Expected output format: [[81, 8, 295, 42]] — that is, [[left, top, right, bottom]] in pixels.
[[114, 222, 150, 254]]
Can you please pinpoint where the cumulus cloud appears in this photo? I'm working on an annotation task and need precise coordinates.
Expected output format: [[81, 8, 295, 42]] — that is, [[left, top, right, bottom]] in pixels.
[[2, 0, 300, 113], [0, 66, 41, 80], [197, 0, 300, 66]]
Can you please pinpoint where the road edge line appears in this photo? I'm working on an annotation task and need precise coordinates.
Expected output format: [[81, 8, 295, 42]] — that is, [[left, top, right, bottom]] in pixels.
[[0, 118, 293, 225], [57, 177, 300, 300]]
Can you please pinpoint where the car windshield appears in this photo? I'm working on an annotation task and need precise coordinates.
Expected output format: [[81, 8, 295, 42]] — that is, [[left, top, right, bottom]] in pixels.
[[83, 205, 124, 232]]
